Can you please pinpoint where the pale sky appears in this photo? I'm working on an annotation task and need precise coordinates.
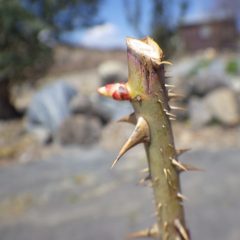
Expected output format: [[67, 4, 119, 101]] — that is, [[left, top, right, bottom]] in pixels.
[[62, 0, 227, 49]]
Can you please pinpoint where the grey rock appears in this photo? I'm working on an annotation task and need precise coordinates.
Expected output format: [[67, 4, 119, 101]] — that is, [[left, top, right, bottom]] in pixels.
[[70, 94, 112, 125], [229, 77, 240, 93], [189, 97, 212, 128], [69, 94, 92, 114], [29, 127, 51, 144], [90, 98, 112, 125], [169, 55, 206, 97], [170, 55, 229, 98], [26, 81, 77, 133], [56, 115, 101, 146], [204, 88, 240, 125], [98, 60, 128, 85], [190, 70, 229, 96]]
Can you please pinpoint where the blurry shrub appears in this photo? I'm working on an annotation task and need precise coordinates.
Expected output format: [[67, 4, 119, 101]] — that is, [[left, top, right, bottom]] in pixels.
[[0, 0, 52, 118], [0, 0, 52, 83], [225, 59, 239, 75], [0, 0, 102, 119], [187, 59, 211, 78]]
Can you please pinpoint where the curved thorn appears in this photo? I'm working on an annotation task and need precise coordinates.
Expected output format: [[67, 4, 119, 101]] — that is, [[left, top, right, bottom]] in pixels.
[[165, 84, 175, 88], [176, 148, 191, 156], [165, 111, 176, 118], [141, 167, 149, 173], [111, 117, 150, 168], [170, 106, 186, 111], [117, 112, 137, 125], [174, 219, 190, 240], [168, 92, 184, 99], [160, 60, 172, 65], [181, 163, 204, 172], [171, 158, 188, 171], [177, 192, 188, 201]]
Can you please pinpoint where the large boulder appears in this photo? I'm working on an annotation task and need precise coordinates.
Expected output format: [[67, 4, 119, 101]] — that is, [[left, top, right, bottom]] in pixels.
[[189, 88, 240, 127], [56, 115, 101, 146], [204, 88, 240, 126], [26, 81, 77, 133]]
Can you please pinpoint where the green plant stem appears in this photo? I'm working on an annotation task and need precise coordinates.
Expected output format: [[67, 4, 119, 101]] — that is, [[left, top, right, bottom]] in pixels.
[[127, 38, 188, 239]]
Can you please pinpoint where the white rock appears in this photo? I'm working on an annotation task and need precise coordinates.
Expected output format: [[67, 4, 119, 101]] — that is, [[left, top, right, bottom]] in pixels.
[[189, 97, 212, 128], [204, 88, 240, 125]]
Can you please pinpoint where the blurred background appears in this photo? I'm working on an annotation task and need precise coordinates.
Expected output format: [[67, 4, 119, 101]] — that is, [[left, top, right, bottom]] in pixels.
[[0, 0, 240, 239]]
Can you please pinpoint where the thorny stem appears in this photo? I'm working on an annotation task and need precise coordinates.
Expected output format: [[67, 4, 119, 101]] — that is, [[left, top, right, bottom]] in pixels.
[[98, 37, 190, 240]]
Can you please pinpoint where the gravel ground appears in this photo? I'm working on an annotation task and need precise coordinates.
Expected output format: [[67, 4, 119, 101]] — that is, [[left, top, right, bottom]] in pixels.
[[0, 144, 240, 240]]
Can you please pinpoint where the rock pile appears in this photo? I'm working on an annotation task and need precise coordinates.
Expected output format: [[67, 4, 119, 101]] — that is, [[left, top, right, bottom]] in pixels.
[[25, 54, 240, 146], [25, 60, 129, 146], [169, 51, 240, 128]]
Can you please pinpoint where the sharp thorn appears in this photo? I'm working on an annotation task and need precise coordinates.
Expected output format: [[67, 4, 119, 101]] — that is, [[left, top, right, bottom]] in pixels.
[[160, 60, 172, 65], [166, 111, 176, 118], [169, 117, 176, 121], [168, 92, 184, 99], [168, 144, 174, 149], [177, 192, 188, 201], [111, 117, 150, 168], [128, 225, 159, 239], [170, 106, 186, 111], [117, 112, 137, 125], [165, 84, 175, 88], [164, 221, 168, 231], [176, 148, 191, 156], [138, 174, 151, 186], [174, 219, 190, 240], [163, 168, 168, 178], [171, 158, 188, 171], [157, 203, 162, 210], [181, 163, 204, 172], [141, 168, 149, 173]]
